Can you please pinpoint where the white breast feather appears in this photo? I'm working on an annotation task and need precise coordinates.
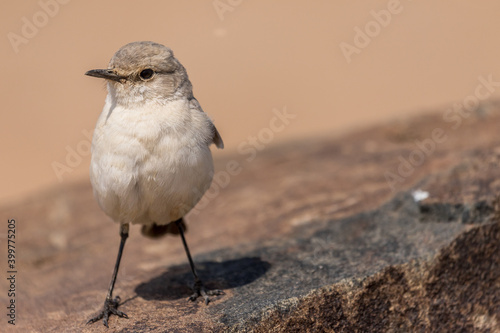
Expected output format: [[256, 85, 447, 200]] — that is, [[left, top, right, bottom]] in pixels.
[[90, 92, 214, 225]]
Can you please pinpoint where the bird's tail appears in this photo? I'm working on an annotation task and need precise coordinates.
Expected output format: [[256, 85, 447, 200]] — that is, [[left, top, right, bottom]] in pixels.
[[141, 218, 187, 238]]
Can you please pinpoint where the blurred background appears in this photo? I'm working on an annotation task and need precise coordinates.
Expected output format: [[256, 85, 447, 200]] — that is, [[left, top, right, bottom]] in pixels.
[[2, 1, 500, 206]]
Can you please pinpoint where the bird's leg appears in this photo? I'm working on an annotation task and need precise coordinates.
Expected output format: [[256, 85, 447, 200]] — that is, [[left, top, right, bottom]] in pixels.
[[175, 218, 224, 304], [87, 223, 130, 327]]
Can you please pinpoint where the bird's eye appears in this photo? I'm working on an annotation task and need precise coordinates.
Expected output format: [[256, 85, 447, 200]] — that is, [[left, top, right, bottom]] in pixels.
[[139, 69, 154, 80]]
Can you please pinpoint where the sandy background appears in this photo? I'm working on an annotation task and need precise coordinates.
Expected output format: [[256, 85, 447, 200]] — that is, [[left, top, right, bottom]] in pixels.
[[2, 1, 500, 205]]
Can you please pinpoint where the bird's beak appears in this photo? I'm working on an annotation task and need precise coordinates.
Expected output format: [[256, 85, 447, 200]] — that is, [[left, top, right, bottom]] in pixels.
[[85, 69, 124, 82]]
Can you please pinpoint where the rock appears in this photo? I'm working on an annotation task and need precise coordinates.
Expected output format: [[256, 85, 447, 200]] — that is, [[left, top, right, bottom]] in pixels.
[[2, 101, 500, 332], [252, 216, 500, 333]]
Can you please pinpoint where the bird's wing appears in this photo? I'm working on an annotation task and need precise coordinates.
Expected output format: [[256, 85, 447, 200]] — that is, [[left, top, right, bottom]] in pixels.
[[211, 123, 224, 149], [189, 98, 224, 149]]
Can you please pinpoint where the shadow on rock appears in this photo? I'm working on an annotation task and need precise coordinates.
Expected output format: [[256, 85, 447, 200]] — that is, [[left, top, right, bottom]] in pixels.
[[135, 256, 271, 301]]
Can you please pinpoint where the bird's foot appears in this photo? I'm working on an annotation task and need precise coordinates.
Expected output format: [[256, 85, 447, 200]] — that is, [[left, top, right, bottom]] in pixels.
[[86, 296, 128, 327], [188, 279, 224, 305]]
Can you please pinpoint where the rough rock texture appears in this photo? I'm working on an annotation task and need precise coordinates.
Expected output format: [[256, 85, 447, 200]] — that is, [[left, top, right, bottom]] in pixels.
[[2, 101, 500, 332]]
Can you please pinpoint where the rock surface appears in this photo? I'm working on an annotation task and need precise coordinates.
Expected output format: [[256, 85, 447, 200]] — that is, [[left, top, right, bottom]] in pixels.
[[2, 101, 500, 332]]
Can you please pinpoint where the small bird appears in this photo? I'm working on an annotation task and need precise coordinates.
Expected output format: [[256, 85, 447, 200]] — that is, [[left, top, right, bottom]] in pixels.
[[85, 41, 224, 327]]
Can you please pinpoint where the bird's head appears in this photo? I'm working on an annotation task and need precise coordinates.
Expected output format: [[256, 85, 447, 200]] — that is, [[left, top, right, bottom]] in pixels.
[[86, 41, 191, 107]]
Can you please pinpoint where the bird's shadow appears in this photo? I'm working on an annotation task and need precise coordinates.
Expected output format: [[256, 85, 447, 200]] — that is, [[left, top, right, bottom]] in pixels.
[[135, 257, 270, 301]]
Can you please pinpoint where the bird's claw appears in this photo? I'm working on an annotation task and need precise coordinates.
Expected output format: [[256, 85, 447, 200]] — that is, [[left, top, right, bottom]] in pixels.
[[87, 296, 128, 327], [188, 279, 224, 305]]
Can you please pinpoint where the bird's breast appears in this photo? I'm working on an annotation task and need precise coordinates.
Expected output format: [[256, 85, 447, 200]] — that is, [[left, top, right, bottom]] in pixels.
[[90, 97, 215, 224]]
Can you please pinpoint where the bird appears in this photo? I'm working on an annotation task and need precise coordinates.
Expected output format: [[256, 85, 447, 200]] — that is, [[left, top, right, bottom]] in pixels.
[[84, 41, 224, 327]]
